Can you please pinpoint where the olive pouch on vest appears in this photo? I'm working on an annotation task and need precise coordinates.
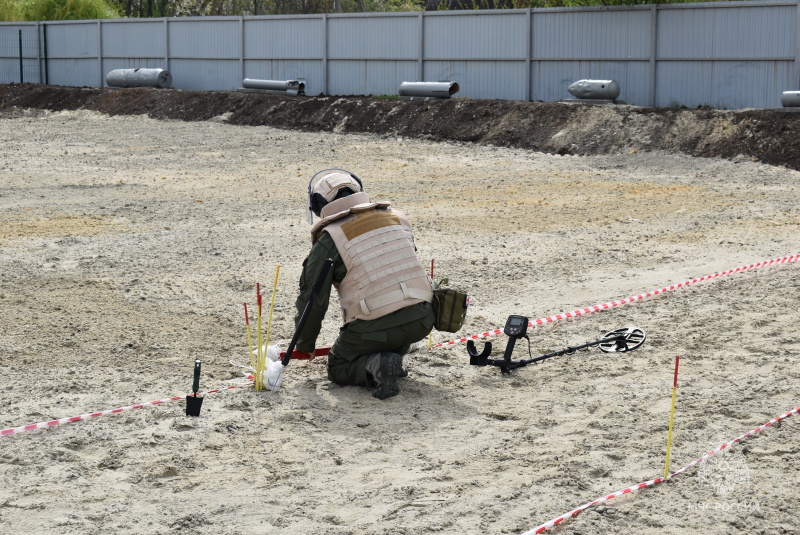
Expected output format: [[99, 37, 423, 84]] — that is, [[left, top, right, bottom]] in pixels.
[[432, 288, 469, 333]]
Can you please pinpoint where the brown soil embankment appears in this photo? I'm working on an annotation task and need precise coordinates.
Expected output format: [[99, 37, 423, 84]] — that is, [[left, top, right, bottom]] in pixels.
[[2, 83, 799, 170]]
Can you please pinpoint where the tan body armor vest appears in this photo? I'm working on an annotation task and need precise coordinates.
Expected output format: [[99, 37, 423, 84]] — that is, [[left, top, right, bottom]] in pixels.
[[313, 193, 433, 325]]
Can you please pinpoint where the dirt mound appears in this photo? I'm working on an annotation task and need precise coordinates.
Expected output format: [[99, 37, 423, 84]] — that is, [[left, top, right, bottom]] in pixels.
[[2, 82, 800, 170]]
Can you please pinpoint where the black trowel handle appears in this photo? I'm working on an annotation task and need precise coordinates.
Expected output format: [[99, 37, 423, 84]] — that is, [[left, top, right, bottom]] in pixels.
[[282, 258, 334, 367], [192, 360, 202, 395]]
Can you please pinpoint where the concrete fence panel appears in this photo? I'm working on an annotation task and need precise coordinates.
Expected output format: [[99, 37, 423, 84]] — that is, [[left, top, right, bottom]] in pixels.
[[2, 1, 799, 109]]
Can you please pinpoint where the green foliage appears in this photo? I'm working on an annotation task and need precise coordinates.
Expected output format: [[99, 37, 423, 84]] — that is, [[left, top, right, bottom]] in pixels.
[[104, 0, 421, 16], [1, 0, 22, 20], [346, 0, 424, 11], [270, 0, 332, 14], [4, 0, 734, 21], [436, 0, 735, 8], [114, 0, 331, 16], [21, 0, 121, 20], [163, 0, 420, 15]]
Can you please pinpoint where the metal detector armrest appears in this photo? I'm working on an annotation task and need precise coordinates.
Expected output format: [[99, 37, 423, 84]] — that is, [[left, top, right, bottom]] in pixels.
[[467, 340, 492, 366]]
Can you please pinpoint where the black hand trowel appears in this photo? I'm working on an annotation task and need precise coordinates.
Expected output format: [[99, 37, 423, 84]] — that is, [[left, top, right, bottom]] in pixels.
[[185, 360, 204, 416]]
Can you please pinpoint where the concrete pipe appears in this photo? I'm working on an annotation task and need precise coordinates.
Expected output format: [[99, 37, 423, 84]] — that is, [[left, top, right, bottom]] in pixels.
[[568, 79, 620, 100], [780, 91, 800, 107], [242, 78, 305, 96], [106, 68, 172, 89], [398, 81, 460, 99]]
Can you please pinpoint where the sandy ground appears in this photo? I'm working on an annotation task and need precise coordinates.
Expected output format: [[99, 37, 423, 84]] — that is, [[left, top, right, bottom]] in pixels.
[[0, 108, 798, 534]]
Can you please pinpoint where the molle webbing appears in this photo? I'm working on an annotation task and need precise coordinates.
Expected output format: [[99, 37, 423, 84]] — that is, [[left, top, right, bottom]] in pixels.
[[351, 253, 420, 285], [350, 238, 413, 268], [358, 282, 431, 315], [361, 269, 429, 297]]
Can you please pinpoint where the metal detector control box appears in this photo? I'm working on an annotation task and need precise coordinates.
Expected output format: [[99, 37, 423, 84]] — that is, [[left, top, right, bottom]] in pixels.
[[503, 315, 528, 337]]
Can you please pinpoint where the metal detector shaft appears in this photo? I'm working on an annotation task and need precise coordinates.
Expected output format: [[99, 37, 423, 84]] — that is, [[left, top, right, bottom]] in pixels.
[[281, 258, 334, 367], [476, 337, 617, 371], [497, 336, 520, 373], [515, 334, 626, 367]]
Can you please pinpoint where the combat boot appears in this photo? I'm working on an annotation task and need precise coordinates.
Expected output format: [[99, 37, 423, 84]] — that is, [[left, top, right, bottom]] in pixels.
[[365, 352, 403, 400]]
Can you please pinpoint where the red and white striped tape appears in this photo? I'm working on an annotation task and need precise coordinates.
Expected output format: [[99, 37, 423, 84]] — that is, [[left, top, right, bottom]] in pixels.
[[0, 381, 254, 437], [437, 253, 799, 349], [522, 404, 799, 535]]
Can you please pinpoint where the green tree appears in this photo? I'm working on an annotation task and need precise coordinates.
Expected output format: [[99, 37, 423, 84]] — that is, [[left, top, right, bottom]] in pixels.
[[271, 0, 332, 14], [437, 0, 727, 8], [110, 0, 422, 16], [343, 0, 423, 11], [19, 0, 120, 20], [1, 0, 21, 20]]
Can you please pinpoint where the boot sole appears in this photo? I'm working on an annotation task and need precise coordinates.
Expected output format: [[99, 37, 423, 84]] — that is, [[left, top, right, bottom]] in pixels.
[[373, 353, 402, 400]]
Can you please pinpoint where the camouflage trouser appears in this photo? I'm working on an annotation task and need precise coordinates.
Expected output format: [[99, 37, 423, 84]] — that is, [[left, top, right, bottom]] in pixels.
[[327, 305, 435, 387]]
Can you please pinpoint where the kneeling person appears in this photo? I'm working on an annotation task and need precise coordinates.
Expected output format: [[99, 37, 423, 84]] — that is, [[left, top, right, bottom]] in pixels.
[[294, 169, 435, 399]]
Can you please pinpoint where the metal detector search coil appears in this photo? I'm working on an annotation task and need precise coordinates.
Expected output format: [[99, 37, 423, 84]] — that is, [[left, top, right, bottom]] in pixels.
[[597, 327, 646, 353]]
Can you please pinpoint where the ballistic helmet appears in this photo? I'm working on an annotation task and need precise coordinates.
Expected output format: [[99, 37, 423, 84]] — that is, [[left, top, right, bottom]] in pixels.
[[307, 169, 363, 223]]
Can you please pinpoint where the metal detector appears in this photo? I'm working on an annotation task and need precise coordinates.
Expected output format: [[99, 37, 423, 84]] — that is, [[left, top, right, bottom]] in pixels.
[[466, 315, 646, 375]]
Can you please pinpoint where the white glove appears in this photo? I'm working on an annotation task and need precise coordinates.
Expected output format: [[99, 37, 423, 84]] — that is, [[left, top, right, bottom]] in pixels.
[[264, 358, 285, 392], [253, 344, 282, 361], [266, 344, 281, 362]]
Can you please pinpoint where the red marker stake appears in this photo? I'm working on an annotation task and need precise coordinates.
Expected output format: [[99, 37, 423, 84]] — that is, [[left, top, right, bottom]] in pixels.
[[256, 286, 264, 389], [244, 303, 255, 369]]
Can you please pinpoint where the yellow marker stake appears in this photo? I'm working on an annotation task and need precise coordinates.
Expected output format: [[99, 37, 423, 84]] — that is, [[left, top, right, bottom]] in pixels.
[[259, 265, 281, 390], [256, 284, 264, 391], [664, 355, 681, 478]]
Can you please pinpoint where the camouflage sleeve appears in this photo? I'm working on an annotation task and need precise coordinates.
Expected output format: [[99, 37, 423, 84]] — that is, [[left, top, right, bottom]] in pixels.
[[294, 232, 345, 353]]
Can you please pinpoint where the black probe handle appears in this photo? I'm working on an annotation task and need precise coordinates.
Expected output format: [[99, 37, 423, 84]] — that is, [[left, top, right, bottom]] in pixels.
[[282, 258, 334, 367], [502, 336, 518, 363], [192, 360, 201, 395]]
